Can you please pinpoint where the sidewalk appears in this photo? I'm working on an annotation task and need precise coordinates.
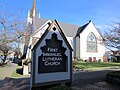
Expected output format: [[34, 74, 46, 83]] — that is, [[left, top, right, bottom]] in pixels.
[[0, 62, 17, 80]]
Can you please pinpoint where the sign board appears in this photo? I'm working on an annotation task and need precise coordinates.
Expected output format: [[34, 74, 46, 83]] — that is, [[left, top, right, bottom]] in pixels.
[[31, 20, 73, 89], [38, 33, 68, 73]]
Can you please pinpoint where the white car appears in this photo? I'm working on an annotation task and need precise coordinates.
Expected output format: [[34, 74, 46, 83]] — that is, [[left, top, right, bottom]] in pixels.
[[0, 56, 4, 65]]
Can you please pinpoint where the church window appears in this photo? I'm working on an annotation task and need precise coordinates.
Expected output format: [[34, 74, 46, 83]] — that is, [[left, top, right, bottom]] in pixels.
[[87, 32, 97, 52]]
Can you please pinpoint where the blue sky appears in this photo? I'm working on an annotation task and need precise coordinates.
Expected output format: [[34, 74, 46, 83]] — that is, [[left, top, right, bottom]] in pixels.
[[0, 0, 120, 29]]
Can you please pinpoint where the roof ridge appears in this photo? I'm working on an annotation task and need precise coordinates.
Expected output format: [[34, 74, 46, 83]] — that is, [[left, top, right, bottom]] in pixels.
[[75, 22, 89, 37]]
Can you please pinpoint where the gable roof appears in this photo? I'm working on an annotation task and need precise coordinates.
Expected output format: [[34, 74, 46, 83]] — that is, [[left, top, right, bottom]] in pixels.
[[35, 18, 79, 37], [35, 18, 48, 30], [75, 21, 105, 44], [32, 20, 73, 51], [58, 22, 79, 37], [75, 21, 90, 37]]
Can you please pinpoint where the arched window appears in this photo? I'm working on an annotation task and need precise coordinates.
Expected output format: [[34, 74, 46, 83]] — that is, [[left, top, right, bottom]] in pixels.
[[87, 32, 97, 52]]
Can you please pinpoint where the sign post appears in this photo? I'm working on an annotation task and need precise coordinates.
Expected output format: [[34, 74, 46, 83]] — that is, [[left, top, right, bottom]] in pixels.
[[31, 20, 73, 90]]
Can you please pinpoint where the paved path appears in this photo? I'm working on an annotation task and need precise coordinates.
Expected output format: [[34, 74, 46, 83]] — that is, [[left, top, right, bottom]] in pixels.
[[0, 62, 17, 80], [73, 70, 110, 85], [73, 69, 120, 85]]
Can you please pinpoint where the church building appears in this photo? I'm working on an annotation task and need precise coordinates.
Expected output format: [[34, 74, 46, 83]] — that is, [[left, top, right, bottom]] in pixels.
[[22, 0, 106, 75]]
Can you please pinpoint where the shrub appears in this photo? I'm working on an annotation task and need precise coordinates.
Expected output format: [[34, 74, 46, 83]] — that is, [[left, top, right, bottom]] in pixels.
[[78, 59, 84, 62], [107, 71, 120, 77], [85, 60, 87, 62], [107, 71, 120, 85], [98, 59, 101, 63]]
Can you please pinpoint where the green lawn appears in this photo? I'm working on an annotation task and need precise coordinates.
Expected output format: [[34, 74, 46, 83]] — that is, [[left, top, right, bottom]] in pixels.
[[11, 66, 30, 78], [73, 61, 120, 70], [11, 70, 23, 77], [11, 66, 23, 77]]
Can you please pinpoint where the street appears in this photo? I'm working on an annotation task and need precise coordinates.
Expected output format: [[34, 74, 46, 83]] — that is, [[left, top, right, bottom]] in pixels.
[[72, 69, 120, 90], [73, 69, 119, 86]]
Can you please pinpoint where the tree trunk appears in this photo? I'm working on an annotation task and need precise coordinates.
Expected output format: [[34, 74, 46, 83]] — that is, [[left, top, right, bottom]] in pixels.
[[3, 52, 7, 64]]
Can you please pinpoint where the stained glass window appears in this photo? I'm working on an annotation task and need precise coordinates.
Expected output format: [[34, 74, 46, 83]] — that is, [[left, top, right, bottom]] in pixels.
[[87, 32, 97, 52]]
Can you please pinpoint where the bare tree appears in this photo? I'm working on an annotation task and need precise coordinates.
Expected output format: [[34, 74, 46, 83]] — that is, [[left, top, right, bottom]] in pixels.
[[104, 21, 120, 51], [0, 4, 26, 63], [0, 12, 25, 45], [0, 44, 12, 64]]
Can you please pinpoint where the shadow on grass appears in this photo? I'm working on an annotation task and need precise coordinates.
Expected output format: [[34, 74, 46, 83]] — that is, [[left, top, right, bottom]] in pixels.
[[16, 68, 23, 75]]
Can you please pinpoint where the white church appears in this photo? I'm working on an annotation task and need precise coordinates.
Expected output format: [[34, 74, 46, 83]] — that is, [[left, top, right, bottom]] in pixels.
[[22, 0, 106, 75]]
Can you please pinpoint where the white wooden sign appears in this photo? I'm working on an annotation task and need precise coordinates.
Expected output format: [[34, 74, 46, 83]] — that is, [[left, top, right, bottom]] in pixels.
[[31, 20, 73, 89]]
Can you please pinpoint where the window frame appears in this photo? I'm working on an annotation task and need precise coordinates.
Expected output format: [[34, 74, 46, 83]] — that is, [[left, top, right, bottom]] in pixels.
[[87, 32, 97, 52]]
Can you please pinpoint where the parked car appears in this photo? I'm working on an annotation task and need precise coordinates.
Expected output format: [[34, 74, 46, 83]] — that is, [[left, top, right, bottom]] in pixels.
[[4, 59, 10, 64], [0, 56, 11, 65], [0, 56, 4, 65], [9, 58, 13, 62]]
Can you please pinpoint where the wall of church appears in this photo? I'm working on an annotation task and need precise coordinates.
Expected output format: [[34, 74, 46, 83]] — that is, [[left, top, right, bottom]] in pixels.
[[79, 22, 106, 61], [24, 23, 50, 73], [75, 37, 80, 59], [66, 37, 75, 59]]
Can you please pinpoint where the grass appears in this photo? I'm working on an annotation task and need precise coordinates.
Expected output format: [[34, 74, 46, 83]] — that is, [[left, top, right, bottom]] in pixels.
[[11, 66, 23, 77], [11, 70, 23, 77], [73, 61, 120, 70]]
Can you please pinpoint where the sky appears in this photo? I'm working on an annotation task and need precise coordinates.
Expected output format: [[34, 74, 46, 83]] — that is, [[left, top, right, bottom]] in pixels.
[[0, 0, 120, 30]]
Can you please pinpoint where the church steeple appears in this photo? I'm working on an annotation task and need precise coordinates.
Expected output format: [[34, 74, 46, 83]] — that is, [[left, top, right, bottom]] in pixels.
[[30, 0, 39, 18], [25, 0, 40, 45]]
